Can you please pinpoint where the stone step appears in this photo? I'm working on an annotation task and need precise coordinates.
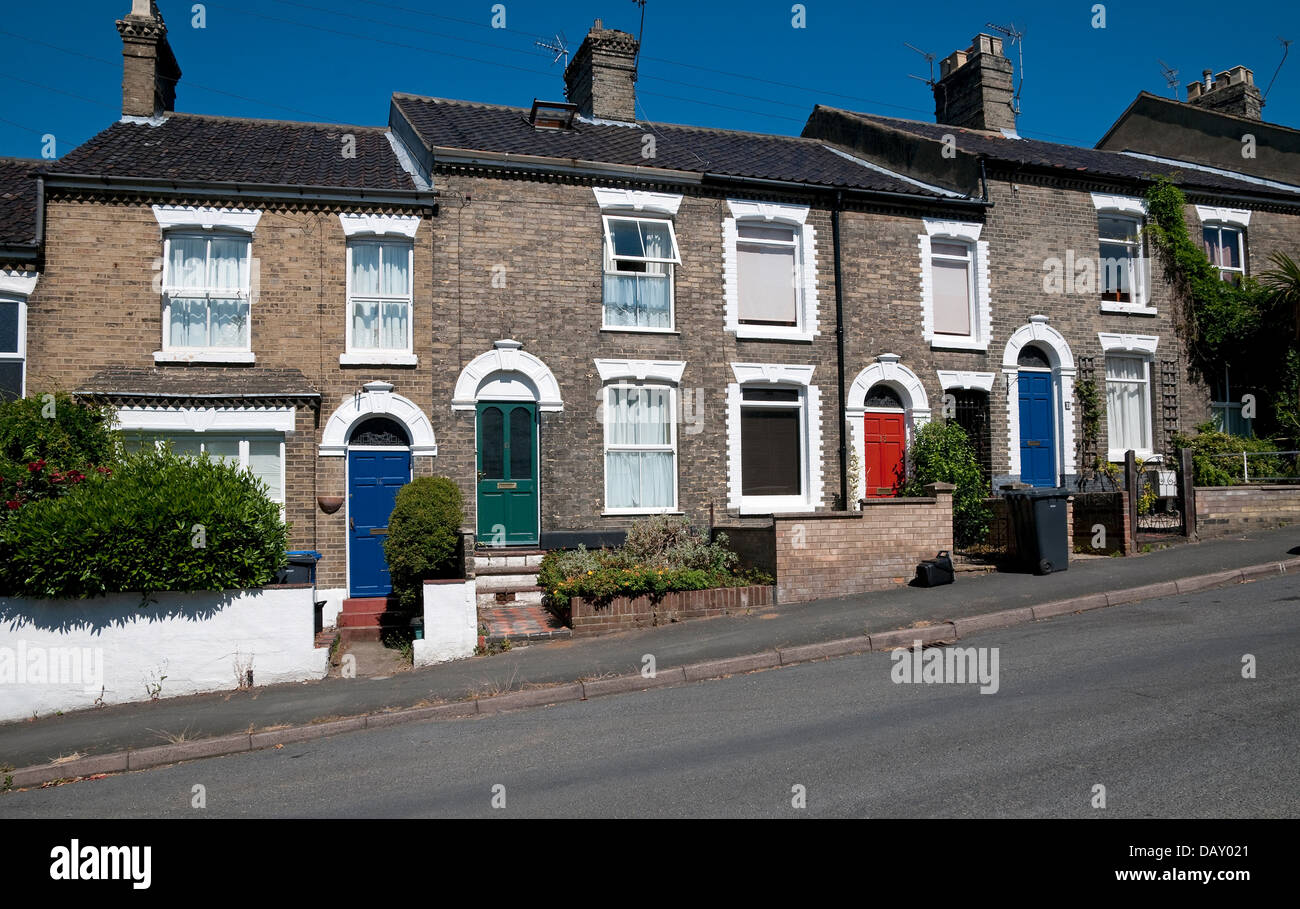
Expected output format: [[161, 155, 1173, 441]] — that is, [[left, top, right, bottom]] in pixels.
[[477, 587, 544, 608], [473, 549, 547, 570], [475, 571, 542, 592]]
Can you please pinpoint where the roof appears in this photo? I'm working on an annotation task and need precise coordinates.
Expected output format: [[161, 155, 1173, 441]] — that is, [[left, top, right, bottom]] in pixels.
[[0, 157, 41, 250], [77, 366, 321, 403], [828, 108, 1300, 199], [51, 114, 419, 192], [1098, 91, 1300, 148], [391, 95, 960, 198]]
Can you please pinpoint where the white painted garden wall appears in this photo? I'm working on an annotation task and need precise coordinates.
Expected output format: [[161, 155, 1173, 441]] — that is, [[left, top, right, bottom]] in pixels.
[[413, 579, 476, 667], [0, 586, 328, 723]]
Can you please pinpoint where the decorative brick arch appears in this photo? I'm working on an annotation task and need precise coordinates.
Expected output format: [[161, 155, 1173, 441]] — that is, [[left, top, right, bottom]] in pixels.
[[320, 381, 436, 456], [451, 339, 563, 412]]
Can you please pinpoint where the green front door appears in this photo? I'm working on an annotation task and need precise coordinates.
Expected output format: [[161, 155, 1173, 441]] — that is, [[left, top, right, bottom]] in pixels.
[[476, 402, 539, 545]]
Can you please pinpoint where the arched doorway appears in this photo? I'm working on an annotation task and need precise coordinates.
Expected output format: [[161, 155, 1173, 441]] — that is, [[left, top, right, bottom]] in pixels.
[[1002, 316, 1077, 488], [452, 340, 562, 545], [347, 417, 411, 598], [862, 385, 907, 497]]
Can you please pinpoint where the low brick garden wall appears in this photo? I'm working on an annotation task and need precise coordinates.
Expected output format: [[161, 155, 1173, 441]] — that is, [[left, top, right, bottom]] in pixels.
[[1195, 485, 1300, 537], [569, 585, 775, 635], [719, 483, 955, 604]]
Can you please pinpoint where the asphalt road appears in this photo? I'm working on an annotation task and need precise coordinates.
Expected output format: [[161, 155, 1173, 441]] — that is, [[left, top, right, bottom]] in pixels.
[[2, 574, 1296, 818]]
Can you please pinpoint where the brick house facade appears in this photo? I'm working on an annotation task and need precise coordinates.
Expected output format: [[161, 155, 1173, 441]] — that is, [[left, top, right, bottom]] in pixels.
[[11, 7, 1300, 617]]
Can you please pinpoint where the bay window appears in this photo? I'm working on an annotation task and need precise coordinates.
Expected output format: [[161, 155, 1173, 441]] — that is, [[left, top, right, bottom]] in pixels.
[[0, 295, 25, 401], [604, 384, 677, 512], [124, 431, 285, 505], [602, 215, 680, 330]]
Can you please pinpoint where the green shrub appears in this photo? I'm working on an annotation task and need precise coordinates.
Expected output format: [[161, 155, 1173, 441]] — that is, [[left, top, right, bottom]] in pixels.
[[537, 516, 765, 616], [384, 476, 465, 611], [0, 446, 287, 599], [898, 419, 992, 547], [0, 393, 120, 512], [1173, 423, 1289, 486]]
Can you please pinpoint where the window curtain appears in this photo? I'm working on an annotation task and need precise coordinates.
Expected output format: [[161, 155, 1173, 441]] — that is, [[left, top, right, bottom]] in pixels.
[[606, 387, 673, 508], [737, 244, 797, 323], [1106, 357, 1150, 451], [248, 438, 283, 502], [604, 270, 670, 328], [208, 237, 249, 292], [931, 258, 971, 334]]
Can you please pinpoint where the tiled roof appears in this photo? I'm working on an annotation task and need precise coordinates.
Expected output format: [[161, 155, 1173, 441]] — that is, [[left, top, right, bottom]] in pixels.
[[77, 366, 321, 401], [830, 109, 1300, 198], [0, 157, 41, 249], [391, 95, 958, 198], [52, 114, 418, 191]]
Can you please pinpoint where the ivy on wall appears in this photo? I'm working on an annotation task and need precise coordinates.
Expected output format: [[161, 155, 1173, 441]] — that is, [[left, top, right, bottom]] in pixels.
[[1143, 177, 1300, 442]]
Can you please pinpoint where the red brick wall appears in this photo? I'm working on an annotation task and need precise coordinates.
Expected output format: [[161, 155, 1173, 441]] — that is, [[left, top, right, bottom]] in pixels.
[[569, 585, 773, 635]]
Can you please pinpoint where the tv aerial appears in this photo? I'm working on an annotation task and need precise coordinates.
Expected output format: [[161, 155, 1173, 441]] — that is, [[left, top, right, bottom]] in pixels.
[[904, 42, 937, 88], [985, 21, 1025, 116], [1158, 59, 1180, 99], [1263, 36, 1292, 101], [535, 32, 570, 69]]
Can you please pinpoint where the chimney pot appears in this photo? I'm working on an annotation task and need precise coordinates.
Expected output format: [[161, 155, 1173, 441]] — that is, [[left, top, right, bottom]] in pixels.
[[932, 33, 1015, 132], [564, 22, 639, 122], [1188, 64, 1263, 119]]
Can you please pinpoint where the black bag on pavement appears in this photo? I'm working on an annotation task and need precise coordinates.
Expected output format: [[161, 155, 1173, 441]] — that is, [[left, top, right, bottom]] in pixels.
[[915, 551, 955, 587]]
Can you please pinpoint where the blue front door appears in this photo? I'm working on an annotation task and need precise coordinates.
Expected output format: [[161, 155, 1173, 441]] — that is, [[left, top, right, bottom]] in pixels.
[[1018, 371, 1057, 487], [348, 449, 410, 597]]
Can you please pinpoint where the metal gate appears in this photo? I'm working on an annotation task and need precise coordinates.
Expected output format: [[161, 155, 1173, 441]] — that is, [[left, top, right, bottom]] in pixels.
[[1134, 457, 1186, 538], [952, 390, 992, 490]]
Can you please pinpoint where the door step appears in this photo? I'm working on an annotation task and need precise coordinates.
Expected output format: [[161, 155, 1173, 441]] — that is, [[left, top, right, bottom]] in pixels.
[[338, 596, 412, 641], [477, 586, 544, 608]]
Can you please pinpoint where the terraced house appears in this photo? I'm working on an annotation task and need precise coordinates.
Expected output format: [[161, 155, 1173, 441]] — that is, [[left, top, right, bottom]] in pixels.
[[15, 4, 1300, 623]]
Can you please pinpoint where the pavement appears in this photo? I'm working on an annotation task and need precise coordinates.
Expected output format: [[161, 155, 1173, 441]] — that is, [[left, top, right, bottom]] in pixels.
[[2, 527, 1298, 782], [4, 574, 1295, 818]]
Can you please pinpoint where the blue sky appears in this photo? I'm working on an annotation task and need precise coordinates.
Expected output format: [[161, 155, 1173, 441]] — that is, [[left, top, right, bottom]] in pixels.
[[3, 0, 1298, 160]]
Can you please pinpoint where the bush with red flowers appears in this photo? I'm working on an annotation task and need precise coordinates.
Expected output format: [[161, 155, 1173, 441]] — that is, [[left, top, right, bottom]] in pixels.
[[0, 392, 118, 514]]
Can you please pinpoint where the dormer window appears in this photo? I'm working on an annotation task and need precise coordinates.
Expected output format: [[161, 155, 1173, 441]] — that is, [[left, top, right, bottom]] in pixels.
[[529, 99, 578, 130]]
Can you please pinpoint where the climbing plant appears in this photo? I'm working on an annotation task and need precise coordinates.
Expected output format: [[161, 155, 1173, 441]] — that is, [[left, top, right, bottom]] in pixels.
[[1143, 177, 1299, 442]]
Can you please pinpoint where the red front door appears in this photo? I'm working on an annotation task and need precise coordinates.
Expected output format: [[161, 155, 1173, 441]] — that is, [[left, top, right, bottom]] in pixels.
[[864, 412, 906, 497]]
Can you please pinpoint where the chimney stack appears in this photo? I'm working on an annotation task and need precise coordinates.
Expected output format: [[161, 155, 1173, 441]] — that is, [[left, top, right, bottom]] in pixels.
[[933, 34, 1016, 132], [1184, 65, 1263, 120], [116, 0, 181, 118], [563, 20, 639, 122]]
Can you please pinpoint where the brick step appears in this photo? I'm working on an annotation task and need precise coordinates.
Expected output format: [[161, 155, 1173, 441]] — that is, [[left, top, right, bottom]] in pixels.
[[341, 596, 398, 614], [338, 610, 413, 628], [314, 627, 338, 649]]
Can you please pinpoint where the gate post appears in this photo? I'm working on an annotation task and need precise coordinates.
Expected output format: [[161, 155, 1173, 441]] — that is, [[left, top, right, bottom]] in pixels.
[[1181, 447, 1197, 540], [1124, 449, 1138, 553]]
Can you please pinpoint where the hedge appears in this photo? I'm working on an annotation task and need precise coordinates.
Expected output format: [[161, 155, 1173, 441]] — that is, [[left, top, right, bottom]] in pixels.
[[384, 476, 465, 611]]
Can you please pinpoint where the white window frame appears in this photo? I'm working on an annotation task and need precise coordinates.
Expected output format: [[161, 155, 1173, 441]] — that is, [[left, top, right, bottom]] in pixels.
[[342, 238, 416, 365], [727, 363, 822, 514], [1099, 333, 1159, 462], [124, 430, 287, 509], [723, 200, 819, 343], [600, 214, 680, 333], [158, 230, 256, 361], [0, 291, 28, 400], [1092, 193, 1154, 315], [919, 219, 990, 351], [602, 382, 679, 515], [1201, 222, 1247, 283], [1210, 366, 1254, 438]]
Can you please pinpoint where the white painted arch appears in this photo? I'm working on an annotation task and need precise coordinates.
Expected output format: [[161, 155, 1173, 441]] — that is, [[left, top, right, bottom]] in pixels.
[[845, 355, 932, 504], [451, 340, 563, 412], [320, 380, 436, 456], [1002, 316, 1077, 481]]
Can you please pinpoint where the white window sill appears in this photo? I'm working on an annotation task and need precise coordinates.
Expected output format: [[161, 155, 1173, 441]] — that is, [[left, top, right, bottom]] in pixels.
[[739, 498, 815, 515], [339, 352, 418, 366], [928, 336, 988, 352], [154, 350, 255, 364], [1100, 302, 1158, 316], [599, 327, 680, 335], [731, 326, 814, 343], [1109, 449, 1158, 463], [602, 509, 684, 516]]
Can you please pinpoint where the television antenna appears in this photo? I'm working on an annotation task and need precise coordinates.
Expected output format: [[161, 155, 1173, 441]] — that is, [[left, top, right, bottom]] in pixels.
[[985, 21, 1024, 115], [1263, 36, 1292, 101], [1158, 60, 1180, 99], [631, 0, 648, 83], [904, 42, 937, 88], [535, 32, 570, 69]]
